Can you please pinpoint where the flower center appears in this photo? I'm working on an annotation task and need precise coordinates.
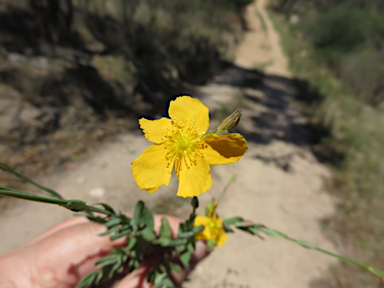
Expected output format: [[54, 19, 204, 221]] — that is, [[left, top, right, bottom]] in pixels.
[[175, 135, 196, 153], [163, 118, 205, 170]]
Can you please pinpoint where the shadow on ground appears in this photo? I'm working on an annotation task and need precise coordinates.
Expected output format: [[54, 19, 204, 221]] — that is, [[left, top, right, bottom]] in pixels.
[[197, 64, 344, 173]]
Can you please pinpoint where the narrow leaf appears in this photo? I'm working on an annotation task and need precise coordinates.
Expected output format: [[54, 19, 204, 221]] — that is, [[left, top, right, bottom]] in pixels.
[[159, 217, 172, 239], [223, 217, 244, 226], [180, 251, 191, 266], [0, 162, 63, 199]]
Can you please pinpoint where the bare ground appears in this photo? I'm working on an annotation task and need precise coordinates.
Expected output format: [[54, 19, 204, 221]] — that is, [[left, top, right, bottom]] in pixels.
[[0, 0, 338, 287]]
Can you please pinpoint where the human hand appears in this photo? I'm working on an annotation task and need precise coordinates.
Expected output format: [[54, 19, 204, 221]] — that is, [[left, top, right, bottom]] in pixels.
[[0, 215, 209, 288]]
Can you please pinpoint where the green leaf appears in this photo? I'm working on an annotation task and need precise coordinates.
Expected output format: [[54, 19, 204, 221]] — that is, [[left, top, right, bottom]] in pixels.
[[223, 224, 235, 233], [154, 272, 167, 284], [169, 262, 182, 273], [97, 203, 116, 214], [99, 226, 120, 236], [250, 225, 384, 279], [104, 217, 121, 228], [261, 228, 286, 238], [178, 225, 204, 238], [159, 218, 172, 239], [66, 200, 87, 212], [180, 251, 191, 266], [142, 206, 154, 231], [0, 187, 68, 205], [96, 254, 119, 267], [168, 238, 188, 246], [297, 240, 318, 249], [157, 236, 171, 246], [223, 216, 244, 226], [132, 200, 145, 230], [207, 239, 217, 251], [186, 242, 195, 253], [153, 271, 175, 288], [75, 271, 99, 288], [205, 198, 215, 216], [0, 162, 63, 199], [142, 227, 156, 241], [110, 228, 132, 240], [126, 236, 137, 250]]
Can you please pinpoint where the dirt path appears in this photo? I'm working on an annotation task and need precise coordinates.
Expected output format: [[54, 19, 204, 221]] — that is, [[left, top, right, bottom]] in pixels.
[[0, 0, 337, 287]]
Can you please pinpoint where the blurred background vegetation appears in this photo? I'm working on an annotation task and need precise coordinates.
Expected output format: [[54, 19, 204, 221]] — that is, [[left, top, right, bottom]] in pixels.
[[269, 0, 384, 287], [0, 0, 251, 189]]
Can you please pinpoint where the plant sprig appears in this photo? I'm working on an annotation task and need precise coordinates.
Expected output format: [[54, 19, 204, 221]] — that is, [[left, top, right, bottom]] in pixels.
[[223, 217, 384, 279]]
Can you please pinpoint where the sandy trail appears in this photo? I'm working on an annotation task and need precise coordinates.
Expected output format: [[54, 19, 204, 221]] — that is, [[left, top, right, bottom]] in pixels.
[[0, 0, 337, 287]]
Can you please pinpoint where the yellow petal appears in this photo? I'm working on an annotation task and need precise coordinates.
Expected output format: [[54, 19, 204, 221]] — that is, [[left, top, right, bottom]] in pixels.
[[175, 156, 212, 198], [215, 228, 228, 247], [202, 133, 248, 165], [193, 216, 228, 247], [168, 96, 209, 135], [131, 144, 172, 193], [194, 216, 211, 240], [194, 215, 211, 227], [139, 117, 172, 144]]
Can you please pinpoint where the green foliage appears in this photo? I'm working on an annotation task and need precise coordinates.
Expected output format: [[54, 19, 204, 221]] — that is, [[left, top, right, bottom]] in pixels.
[[223, 216, 384, 278], [307, 6, 367, 62], [0, 162, 62, 199], [2, 162, 384, 285], [341, 52, 384, 106], [270, 7, 384, 288], [77, 198, 203, 288]]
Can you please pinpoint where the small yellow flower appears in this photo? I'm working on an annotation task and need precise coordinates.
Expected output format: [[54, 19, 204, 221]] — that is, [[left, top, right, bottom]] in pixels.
[[194, 213, 227, 247], [131, 96, 248, 198]]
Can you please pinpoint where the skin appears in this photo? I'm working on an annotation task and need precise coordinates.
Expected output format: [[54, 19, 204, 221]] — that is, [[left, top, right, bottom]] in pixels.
[[0, 215, 209, 288]]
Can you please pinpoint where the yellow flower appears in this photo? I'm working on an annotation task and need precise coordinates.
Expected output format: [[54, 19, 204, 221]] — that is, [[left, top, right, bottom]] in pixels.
[[194, 213, 227, 247], [131, 96, 248, 198]]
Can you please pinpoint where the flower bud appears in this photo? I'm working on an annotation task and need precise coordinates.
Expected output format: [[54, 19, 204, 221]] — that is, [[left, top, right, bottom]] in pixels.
[[214, 109, 242, 135]]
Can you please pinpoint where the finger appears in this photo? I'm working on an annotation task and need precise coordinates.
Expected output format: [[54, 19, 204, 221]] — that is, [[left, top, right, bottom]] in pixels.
[[23, 216, 89, 247], [168, 240, 210, 285], [0, 219, 126, 288], [153, 214, 183, 237], [115, 258, 158, 288]]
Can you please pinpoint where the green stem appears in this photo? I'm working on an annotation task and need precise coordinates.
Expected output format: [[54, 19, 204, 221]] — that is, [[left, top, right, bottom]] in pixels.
[[0, 162, 63, 199], [259, 226, 384, 279], [0, 187, 111, 216]]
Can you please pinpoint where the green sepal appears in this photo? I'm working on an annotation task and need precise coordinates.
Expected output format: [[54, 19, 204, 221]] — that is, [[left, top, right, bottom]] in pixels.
[[191, 196, 199, 209], [205, 198, 215, 216], [207, 239, 217, 251]]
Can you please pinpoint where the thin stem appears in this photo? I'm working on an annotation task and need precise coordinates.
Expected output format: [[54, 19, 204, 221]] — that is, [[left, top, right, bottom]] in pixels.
[[0, 187, 112, 216], [0, 162, 63, 199]]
